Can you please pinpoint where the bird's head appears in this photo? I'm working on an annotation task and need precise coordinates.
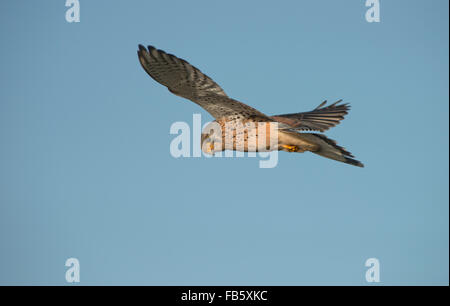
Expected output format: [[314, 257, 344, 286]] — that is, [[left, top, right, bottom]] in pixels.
[[201, 121, 223, 155]]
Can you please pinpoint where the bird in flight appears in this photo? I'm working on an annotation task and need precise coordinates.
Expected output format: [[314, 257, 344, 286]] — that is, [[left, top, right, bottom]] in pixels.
[[137, 45, 364, 167]]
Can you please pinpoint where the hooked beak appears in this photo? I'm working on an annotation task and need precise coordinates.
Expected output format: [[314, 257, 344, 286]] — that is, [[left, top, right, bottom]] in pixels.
[[204, 141, 215, 155]]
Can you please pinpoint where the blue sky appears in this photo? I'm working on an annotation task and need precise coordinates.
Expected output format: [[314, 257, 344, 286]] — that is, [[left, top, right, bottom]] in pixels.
[[0, 0, 448, 285]]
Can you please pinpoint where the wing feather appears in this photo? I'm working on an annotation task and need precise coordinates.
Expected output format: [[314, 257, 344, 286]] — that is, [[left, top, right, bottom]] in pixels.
[[271, 100, 350, 132], [138, 45, 271, 121]]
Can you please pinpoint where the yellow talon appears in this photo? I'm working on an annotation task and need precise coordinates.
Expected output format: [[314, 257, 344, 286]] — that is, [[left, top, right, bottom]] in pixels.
[[283, 145, 299, 152]]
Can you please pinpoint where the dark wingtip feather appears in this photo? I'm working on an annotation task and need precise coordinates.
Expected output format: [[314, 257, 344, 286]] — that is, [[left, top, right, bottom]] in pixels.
[[344, 157, 364, 168], [315, 100, 327, 110], [329, 99, 344, 107]]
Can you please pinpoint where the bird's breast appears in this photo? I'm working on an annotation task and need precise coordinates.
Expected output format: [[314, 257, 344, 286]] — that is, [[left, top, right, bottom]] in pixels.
[[217, 119, 279, 152]]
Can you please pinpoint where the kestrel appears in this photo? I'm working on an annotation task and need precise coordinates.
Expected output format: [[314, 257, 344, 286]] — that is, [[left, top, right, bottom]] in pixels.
[[137, 45, 364, 167]]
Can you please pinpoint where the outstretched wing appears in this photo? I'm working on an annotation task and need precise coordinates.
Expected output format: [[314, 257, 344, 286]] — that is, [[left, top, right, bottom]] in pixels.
[[138, 45, 227, 99], [137, 45, 270, 121], [271, 100, 350, 132]]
